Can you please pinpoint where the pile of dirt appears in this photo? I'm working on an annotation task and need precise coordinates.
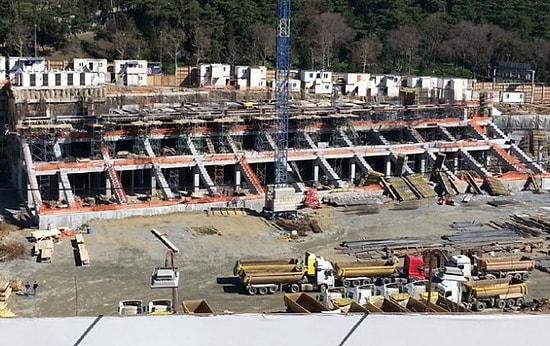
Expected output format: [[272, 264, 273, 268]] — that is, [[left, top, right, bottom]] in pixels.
[[530, 298, 550, 313], [192, 226, 221, 236], [275, 217, 322, 236], [0, 241, 27, 261]]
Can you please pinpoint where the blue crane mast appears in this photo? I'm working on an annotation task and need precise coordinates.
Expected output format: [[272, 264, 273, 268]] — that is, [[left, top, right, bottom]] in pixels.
[[274, 0, 291, 187]]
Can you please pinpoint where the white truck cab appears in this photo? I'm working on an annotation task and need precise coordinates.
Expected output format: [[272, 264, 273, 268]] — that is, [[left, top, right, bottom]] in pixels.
[[348, 285, 376, 305], [314, 256, 336, 289], [448, 255, 472, 279]]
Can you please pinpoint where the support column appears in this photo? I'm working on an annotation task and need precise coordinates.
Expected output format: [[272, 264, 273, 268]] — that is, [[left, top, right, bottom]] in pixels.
[[151, 172, 157, 196], [454, 156, 459, 174], [420, 158, 426, 175], [385, 156, 392, 176], [235, 170, 241, 188], [26, 183, 33, 209], [193, 167, 200, 193], [350, 162, 356, 182], [313, 164, 320, 185], [106, 177, 112, 198]]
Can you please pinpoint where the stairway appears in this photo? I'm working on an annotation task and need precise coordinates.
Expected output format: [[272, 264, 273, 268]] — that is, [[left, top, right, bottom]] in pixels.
[[458, 148, 490, 177], [354, 154, 373, 173], [238, 156, 264, 194], [53, 141, 63, 160], [338, 128, 355, 147], [58, 170, 76, 206], [21, 141, 43, 208], [486, 122, 507, 139], [101, 143, 128, 204], [205, 137, 216, 154], [317, 154, 344, 187], [188, 139, 218, 195], [405, 127, 425, 143], [390, 151, 414, 175], [301, 131, 318, 149], [264, 133, 277, 151], [371, 129, 391, 145], [491, 144, 530, 174], [424, 149, 459, 181], [469, 122, 489, 140], [438, 126, 456, 141], [227, 136, 240, 153], [289, 161, 307, 192], [143, 138, 175, 200], [510, 144, 547, 174]]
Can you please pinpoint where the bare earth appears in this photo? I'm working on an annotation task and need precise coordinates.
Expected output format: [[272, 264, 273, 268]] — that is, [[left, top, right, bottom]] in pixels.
[[2, 191, 550, 317]]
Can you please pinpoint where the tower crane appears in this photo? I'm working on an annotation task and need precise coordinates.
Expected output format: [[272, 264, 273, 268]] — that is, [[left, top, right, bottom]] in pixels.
[[274, 0, 291, 187]]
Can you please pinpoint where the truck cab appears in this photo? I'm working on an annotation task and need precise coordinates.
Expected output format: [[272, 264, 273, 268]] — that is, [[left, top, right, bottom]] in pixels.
[[436, 280, 461, 304], [403, 254, 426, 281], [348, 285, 376, 305], [448, 255, 472, 279], [306, 252, 335, 290]]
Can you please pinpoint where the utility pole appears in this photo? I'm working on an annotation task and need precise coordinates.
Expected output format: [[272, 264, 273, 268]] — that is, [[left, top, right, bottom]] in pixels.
[[34, 24, 37, 57]]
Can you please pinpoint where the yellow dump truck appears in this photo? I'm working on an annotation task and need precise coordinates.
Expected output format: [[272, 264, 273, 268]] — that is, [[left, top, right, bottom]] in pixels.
[[333, 259, 400, 287], [233, 258, 299, 276], [473, 255, 534, 280]]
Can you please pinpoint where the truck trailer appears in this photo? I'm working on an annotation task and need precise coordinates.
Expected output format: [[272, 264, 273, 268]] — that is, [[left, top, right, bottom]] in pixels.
[[233, 258, 300, 276], [448, 255, 534, 280]]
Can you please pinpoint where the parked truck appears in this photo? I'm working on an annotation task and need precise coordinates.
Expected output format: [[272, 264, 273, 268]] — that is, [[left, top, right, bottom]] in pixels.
[[448, 254, 534, 280], [233, 258, 300, 276], [437, 277, 528, 311], [333, 254, 425, 287], [239, 252, 334, 295]]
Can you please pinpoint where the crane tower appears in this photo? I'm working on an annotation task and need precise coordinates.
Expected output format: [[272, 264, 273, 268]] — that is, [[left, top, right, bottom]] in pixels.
[[274, 0, 291, 186]]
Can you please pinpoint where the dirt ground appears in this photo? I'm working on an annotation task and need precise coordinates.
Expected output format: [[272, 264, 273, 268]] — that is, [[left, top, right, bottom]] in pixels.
[[2, 191, 550, 317]]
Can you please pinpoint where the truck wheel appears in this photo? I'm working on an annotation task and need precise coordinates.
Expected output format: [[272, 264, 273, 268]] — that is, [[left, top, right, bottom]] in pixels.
[[290, 284, 300, 293], [247, 287, 258, 295], [496, 299, 506, 309], [474, 301, 486, 312], [362, 279, 372, 285], [268, 286, 278, 294], [351, 280, 360, 287], [506, 299, 516, 308], [258, 287, 268, 295], [515, 297, 525, 306], [513, 273, 523, 281], [382, 278, 392, 285], [521, 273, 529, 281], [343, 280, 350, 288], [319, 284, 328, 293]]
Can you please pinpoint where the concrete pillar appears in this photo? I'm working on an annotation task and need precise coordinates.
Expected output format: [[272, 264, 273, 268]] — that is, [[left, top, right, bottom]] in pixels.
[[454, 156, 459, 174], [58, 178, 64, 201], [313, 164, 320, 185], [151, 171, 157, 195], [26, 184, 33, 208], [106, 177, 112, 198], [350, 162, 356, 181], [235, 170, 241, 188], [385, 156, 392, 177], [193, 168, 200, 193], [420, 158, 426, 175]]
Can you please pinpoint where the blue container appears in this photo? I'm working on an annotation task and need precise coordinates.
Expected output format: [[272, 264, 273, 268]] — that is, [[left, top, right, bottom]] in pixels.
[[86, 226, 92, 234]]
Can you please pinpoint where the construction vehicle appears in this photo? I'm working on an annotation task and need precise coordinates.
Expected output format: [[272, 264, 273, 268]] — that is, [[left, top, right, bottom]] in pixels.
[[148, 299, 172, 315], [238, 252, 334, 295], [233, 258, 300, 276], [437, 277, 528, 311], [117, 300, 144, 315], [448, 254, 534, 280], [333, 254, 425, 287]]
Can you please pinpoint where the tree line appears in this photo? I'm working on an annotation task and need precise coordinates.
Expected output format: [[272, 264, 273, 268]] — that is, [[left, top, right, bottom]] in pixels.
[[2, 0, 550, 81]]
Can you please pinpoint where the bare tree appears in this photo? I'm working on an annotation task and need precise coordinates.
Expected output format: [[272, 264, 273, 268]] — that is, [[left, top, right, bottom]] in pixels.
[[110, 20, 143, 59], [247, 23, 275, 66], [6, 19, 33, 56], [161, 27, 186, 70], [306, 12, 353, 69], [191, 22, 211, 65], [354, 36, 382, 73], [385, 26, 420, 73]]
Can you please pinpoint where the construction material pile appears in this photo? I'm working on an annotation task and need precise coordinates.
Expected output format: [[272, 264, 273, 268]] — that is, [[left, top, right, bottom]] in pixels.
[[0, 241, 27, 261], [0, 276, 16, 317], [274, 217, 322, 236]]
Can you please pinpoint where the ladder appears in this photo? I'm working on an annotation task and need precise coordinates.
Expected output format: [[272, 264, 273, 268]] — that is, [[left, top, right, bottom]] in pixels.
[[188, 139, 217, 195], [264, 133, 277, 151], [405, 127, 425, 143], [227, 136, 240, 153], [143, 138, 174, 199], [338, 128, 355, 147], [101, 143, 128, 204], [371, 129, 391, 145], [491, 144, 530, 174], [58, 170, 76, 206], [438, 126, 456, 141], [238, 156, 264, 194], [317, 154, 344, 187], [205, 137, 216, 154], [510, 144, 546, 174], [469, 122, 488, 140], [458, 148, 490, 178]]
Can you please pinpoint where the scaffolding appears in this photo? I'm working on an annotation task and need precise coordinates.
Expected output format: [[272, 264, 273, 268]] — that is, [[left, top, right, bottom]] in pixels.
[[294, 116, 320, 149]]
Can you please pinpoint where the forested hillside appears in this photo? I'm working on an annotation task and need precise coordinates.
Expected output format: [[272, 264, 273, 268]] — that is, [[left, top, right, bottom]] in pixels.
[[2, 0, 550, 81]]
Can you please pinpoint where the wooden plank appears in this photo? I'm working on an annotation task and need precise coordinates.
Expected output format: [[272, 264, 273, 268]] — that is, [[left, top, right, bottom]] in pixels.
[[40, 248, 53, 263], [75, 234, 85, 244]]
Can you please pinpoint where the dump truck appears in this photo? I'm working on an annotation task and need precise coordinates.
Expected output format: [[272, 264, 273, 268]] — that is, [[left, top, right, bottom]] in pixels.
[[437, 277, 528, 311], [239, 252, 335, 295], [448, 254, 534, 280], [333, 254, 425, 287], [233, 258, 300, 276]]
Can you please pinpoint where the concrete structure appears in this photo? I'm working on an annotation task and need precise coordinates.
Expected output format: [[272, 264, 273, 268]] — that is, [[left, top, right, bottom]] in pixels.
[[372, 75, 402, 99], [73, 58, 108, 74], [199, 63, 231, 88], [8, 57, 46, 85], [234, 66, 267, 89], [113, 60, 148, 86], [300, 70, 333, 94], [344, 73, 371, 97], [501, 92, 526, 103]]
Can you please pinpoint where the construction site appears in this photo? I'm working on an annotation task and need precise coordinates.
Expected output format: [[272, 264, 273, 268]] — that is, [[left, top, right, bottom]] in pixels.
[[0, 83, 549, 230]]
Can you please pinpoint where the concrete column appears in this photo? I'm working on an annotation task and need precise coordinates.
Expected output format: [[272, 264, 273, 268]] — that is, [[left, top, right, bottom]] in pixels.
[[150, 171, 157, 195], [26, 183, 33, 208], [106, 177, 112, 198], [385, 156, 392, 177], [193, 168, 200, 193], [420, 158, 426, 175], [454, 156, 459, 174], [313, 164, 320, 185], [350, 162, 356, 181], [235, 170, 241, 188], [58, 178, 64, 201]]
